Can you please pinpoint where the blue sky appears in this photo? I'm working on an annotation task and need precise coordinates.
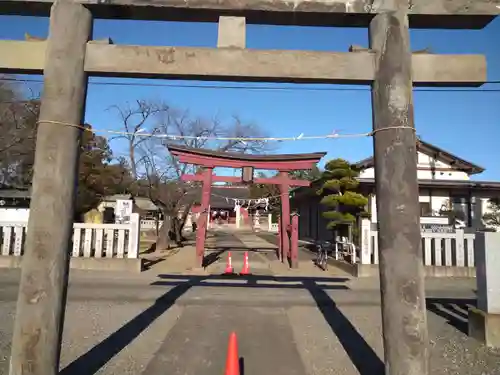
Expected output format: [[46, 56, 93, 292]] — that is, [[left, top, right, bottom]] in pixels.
[[1, 15, 499, 180]]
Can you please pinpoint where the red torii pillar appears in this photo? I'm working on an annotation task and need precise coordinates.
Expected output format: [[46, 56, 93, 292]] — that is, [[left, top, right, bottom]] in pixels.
[[195, 168, 213, 265], [168, 144, 326, 268], [276, 173, 303, 268], [277, 171, 296, 266]]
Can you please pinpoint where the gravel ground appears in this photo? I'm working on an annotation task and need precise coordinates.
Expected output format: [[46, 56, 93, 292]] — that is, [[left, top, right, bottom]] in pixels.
[[0, 300, 183, 375], [289, 302, 500, 375]]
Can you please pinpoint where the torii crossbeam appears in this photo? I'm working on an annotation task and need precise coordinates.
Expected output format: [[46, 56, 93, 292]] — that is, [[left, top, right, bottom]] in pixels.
[[3, 1, 497, 373], [168, 144, 326, 268]]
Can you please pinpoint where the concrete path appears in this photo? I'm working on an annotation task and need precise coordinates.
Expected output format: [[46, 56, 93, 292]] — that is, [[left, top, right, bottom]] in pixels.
[[0, 230, 499, 375], [143, 304, 306, 375], [143, 230, 350, 278]]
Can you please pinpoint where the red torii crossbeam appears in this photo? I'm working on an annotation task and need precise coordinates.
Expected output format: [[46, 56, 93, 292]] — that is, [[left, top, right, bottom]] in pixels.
[[168, 144, 326, 268], [181, 174, 311, 187]]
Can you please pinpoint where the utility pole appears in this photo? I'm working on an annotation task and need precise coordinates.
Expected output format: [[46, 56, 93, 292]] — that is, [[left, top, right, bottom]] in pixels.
[[369, 7, 430, 375], [9, 1, 92, 375]]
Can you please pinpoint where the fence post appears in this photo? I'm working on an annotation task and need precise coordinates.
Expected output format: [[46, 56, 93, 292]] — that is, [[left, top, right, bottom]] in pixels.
[[470, 231, 500, 348], [128, 213, 141, 259], [290, 214, 299, 268], [277, 215, 282, 262], [455, 229, 465, 267], [236, 206, 241, 229], [360, 218, 372, 264], [268, 213, 272, 231], [185, 213, 192, 232]]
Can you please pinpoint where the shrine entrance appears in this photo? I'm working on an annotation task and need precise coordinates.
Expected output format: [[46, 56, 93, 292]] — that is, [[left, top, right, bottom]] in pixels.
[[167, 145, 326, 268]]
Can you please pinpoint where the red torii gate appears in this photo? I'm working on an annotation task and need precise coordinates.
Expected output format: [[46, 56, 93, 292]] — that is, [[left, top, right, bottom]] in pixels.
[[168, 145, 326, 268]]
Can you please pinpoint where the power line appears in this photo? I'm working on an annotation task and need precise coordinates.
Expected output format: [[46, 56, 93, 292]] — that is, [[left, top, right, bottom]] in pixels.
[[2, 76, 500, 93]]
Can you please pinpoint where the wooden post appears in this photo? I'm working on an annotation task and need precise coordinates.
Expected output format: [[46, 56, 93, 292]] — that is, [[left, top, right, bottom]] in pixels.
[[127, 213, 141, 259], [360, 218, 372, 265], [290, 213, 299, 268], [369, 9, 429, 375], [277, 215, 282, 261], [279, 172, 290, 264], [9, 2, 92, 375], [195, 168, 213, 267], [236, 205, 241, 229]]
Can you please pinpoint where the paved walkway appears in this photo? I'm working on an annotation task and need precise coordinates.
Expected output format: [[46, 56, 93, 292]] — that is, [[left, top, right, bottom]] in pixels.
[[143, 230, 350, 277]]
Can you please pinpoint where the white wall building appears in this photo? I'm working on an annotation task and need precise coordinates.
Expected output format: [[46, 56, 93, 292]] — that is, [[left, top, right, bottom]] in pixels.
[[355, 138, 499, 230], [292, 138, 500, 241]]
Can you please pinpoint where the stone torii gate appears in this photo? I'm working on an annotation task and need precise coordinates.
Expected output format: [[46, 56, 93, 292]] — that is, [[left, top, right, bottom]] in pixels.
[[1, 1, 498, 375], [167, 144, 326, 268]]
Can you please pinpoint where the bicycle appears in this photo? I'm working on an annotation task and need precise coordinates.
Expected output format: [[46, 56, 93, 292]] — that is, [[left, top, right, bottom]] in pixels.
[[315, 240, 331, 271]]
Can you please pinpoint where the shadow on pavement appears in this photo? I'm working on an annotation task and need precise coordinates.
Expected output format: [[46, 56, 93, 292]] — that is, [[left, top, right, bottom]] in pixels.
[[303, 279, 385, 375], [239, 357, 245, 375], [142, 257, 166, 270], [141, 242, 157, 254], [156, 275, 381, 374], [59, 277, 205, 375], [152, 274, 350, 290], [426, 297, 475, 335], [202, 249, 225, 267], [58, 271, 480, 375], [60, 273, 383, 375]]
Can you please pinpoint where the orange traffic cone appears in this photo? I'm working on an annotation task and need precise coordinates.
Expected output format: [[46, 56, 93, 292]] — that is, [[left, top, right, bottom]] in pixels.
[[224, 252, 234, 274], [240, 251, 250, 275], [224, 332, 239, 375]]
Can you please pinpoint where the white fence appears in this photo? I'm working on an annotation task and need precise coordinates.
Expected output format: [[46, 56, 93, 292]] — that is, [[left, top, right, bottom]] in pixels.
[[360, 219, 475, 268], [140, 219, 157, 231], [140, 219, 194, 232], [1, 213, 140, 259]]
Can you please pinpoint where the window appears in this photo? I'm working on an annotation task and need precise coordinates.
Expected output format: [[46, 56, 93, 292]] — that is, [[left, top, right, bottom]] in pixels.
[[451, 195, 470, 225], [420, 202, 432, 216]]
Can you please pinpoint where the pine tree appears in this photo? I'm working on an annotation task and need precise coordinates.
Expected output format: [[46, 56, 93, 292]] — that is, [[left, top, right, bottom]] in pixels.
[[483, 198, 500, 228], [318, 158, 368, 238], [288, 165, 322, 181]]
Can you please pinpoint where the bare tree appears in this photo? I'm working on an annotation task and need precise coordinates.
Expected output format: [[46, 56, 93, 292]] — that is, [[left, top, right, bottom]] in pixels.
[[107, 100, 168, 180], [112, 99, 270, 250], [0, 78, 40, 187]]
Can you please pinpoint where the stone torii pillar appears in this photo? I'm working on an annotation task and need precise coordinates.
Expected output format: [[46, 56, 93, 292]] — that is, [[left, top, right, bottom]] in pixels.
[[8, 3, 92, 375], [370, 6, 429, 374]]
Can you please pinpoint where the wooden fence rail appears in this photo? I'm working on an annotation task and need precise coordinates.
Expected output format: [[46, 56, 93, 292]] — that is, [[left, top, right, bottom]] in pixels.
[[0, 213, 140, 259]]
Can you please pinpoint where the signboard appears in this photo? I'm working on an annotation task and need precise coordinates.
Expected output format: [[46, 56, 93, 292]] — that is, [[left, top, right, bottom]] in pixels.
[[115, 199, 133, 224], [361, 227, 370, 263], [420, 223, 455, 233]]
